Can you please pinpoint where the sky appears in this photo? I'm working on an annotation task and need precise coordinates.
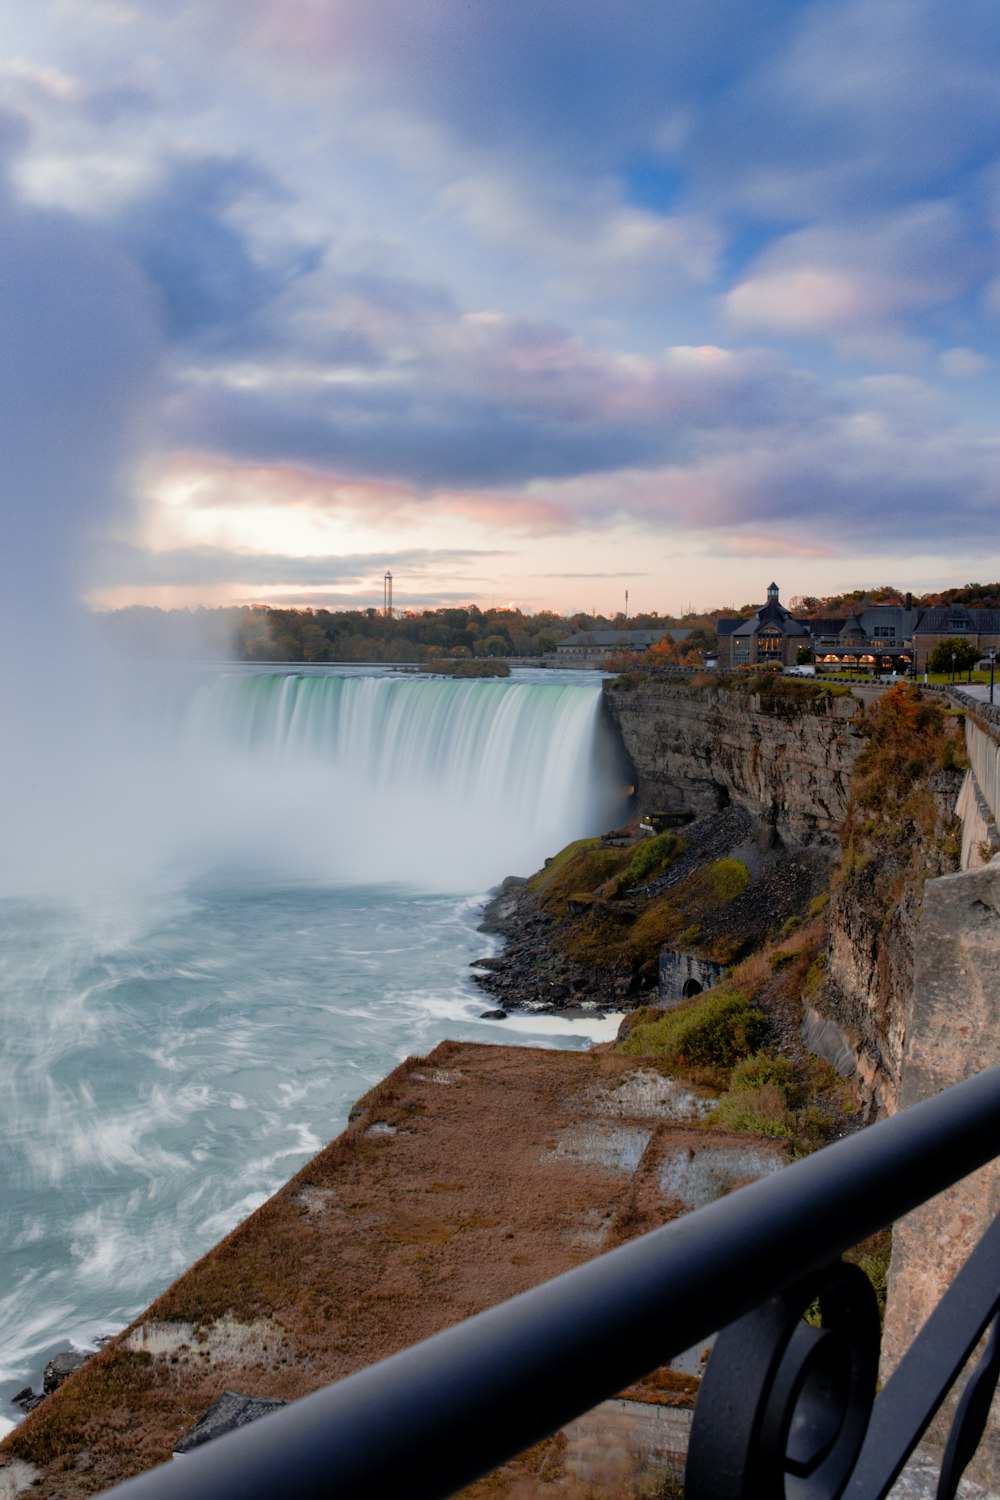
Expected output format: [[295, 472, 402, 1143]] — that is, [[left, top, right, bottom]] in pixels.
[[2, 0, 1000, 618]]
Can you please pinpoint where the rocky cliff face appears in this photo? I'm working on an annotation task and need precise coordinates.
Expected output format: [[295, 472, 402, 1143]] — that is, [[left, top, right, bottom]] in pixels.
[[603, 677, 864, 847], [602, 676, 968, 1118], [880, 859, 1000, 1489], [817, 687, 967, 1116], [823, 772, 962, 1116]]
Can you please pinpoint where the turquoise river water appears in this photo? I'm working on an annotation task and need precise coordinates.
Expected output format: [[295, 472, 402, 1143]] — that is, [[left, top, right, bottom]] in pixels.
[[0, 666, 626, 1432]]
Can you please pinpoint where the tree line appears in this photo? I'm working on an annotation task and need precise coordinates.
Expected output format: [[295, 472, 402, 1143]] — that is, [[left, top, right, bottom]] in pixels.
[[100, 581, 1000, 665], [101, 603, 704, 663]]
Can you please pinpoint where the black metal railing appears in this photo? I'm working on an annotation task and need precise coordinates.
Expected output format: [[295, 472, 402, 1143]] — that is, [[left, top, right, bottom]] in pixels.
[[107, 1064, 1000, 1500]]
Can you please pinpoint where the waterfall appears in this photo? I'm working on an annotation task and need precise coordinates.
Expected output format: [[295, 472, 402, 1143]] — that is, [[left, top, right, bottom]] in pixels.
[[0, 665, 624, 899], [168, 670, 626, 890]]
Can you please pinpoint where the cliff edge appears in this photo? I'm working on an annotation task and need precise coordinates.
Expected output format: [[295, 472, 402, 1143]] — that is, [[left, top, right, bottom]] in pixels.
[[603, 674, 864, 846]]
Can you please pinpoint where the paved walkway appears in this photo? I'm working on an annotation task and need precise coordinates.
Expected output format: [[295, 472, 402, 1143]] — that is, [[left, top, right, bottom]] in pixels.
[[952, 682, 1000, 705]]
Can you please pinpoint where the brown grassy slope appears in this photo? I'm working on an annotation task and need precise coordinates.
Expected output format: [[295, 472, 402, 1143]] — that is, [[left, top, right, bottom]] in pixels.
[[1, 1042, 779, 1498]]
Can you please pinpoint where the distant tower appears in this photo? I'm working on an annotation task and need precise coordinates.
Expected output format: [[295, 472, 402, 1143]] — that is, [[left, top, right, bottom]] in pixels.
[[767, 581, 780, 604], [383, 570, 393, 619]]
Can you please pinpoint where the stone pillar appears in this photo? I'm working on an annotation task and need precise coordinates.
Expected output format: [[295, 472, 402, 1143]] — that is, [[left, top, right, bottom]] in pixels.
[[881, 858, 1000, 1486]]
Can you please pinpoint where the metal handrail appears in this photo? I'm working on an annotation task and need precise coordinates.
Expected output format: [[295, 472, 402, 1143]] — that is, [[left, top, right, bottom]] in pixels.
[[107, 1064, 1000, 1500]]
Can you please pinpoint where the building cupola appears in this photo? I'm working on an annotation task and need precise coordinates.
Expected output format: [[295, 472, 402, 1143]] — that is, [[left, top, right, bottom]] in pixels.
[[767, 581, 780, 603]]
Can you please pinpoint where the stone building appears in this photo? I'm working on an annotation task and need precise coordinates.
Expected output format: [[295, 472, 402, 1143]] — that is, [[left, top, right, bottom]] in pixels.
[[717, 585, 921, 674], [912, 603, 1000, 673], [808, 604, 920, 675], [716, 583, 812, 669]]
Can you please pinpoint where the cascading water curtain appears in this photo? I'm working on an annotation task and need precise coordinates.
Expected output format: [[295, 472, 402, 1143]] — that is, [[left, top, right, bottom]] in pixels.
[[174, 673, 627, 890]]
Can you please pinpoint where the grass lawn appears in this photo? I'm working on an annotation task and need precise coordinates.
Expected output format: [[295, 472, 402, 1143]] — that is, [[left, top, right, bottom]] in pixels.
[[917, 670, 996, 686]]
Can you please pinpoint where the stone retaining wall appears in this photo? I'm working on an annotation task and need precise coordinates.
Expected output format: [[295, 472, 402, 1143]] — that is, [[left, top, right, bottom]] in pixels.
[[964, 714, 1000, 836], [882, 859, 1000, 1488], [562, 1398, 692, 1488], [658, 949, 725, 1005]]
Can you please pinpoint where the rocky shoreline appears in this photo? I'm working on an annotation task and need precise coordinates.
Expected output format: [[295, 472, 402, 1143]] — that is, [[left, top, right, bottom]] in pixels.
[[10, 1349, 99, 1417], [470, 806, 833, 1023], [471, 877, 626, 1019]]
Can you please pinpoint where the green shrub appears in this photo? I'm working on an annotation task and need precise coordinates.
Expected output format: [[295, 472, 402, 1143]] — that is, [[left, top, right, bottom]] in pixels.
[[707, 1086, 795, 1137], [618, 831, 684, 890], [788, 1105, 837, 1158], [938, 737, 968, 772], [850, 1230, 892, 1324], [707, 859, 751, 903], [620, 989, 767, 1069], [803, 952, 826, 998], [655, 858, 749, 918], [729, 1051, 798, 1101]]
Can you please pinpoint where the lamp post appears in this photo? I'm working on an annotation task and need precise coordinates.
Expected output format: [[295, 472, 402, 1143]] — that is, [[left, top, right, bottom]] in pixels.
[[990, 649, 996, 706], [951, 651, 956, 685]]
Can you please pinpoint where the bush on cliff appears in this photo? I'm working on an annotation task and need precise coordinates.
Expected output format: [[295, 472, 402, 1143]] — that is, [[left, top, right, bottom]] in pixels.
[[615, 831, 684, 892], [700, 858, 751, 904], [527, 837, 636, 913], [852, 684, 964, 812], [619, 989, 767, 1072], [703, 1048, 852, 1151], [707, 1085, 796, 1138], [836, 684, 965, 914], [729, 1050, 798, 1101]]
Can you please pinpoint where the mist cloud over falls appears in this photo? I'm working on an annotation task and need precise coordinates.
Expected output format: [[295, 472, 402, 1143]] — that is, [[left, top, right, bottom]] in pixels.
[[0, 117, 162, 893]]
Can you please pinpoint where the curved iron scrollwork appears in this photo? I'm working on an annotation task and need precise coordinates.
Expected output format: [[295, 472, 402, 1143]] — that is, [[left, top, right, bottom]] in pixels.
[[685, 1261, 881, 1500]]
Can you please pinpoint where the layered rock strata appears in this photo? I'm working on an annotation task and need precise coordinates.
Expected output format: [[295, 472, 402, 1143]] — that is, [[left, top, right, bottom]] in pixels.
[[602, 678, 864, 846], [823, 744, 964, 1119]]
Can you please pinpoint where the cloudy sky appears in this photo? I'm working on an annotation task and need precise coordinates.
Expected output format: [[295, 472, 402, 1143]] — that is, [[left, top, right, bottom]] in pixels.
[[3, 0, 1000, 617]]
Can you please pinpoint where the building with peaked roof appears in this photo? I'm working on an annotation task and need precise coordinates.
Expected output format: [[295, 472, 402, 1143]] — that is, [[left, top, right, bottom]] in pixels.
[[717, 585, 922, 673], [717, 583, 811, 669], [807, 605, 921, 673], [555, 628, 691, 664], [912, 605, 1000, 673]]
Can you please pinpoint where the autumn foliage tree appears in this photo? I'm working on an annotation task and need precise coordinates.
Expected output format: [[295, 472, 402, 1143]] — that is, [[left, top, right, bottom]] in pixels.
[[851, 685, 957, 815]]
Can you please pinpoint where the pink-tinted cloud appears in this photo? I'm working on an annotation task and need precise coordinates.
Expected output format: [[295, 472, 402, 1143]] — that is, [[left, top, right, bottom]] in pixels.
[[145, 453, 418, 519], [709, 533, 836, 560], [441, 491, 576, 537], [724, 202, 980, 354], [7, 0, 1000, 610]]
